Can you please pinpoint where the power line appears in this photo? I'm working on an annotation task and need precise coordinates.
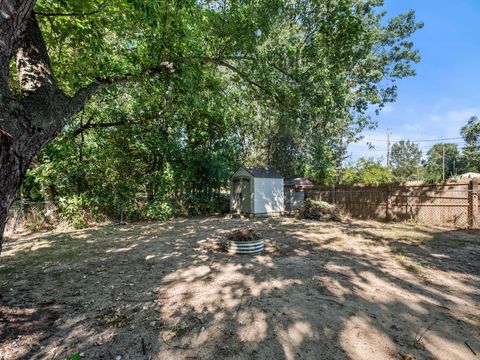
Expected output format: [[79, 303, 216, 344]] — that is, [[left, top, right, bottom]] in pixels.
[[363, 136, 463, 143], [410, 137, 463, 143], [352, 142, 467, 150], [417, 142, 467, 149]]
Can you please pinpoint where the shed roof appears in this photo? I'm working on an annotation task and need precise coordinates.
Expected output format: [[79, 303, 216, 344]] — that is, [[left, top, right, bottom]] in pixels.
[[239, 167, 283, 179], [284, 178, 313, 187]]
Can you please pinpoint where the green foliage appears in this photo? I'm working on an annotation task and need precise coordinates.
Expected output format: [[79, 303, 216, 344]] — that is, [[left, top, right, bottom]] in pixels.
[[69, 353, 81, 360], [58, 195, 97, 229], [22, 0, 423, 221], [145, 200, 175, 221], [391, 140, 422, 180], [343, 157, 394, 185], [391, 114, 480, 182], [459, 116, 480, 172], [422, 144, 459, 181]]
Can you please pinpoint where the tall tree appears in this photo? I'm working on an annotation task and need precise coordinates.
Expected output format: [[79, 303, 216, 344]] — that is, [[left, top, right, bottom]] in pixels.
[[343, 157, 393, 185], [422, 143, 459, 181], [391, 140, 422, 180], [0, 0, 422, 252], [459, 116, 480, 173]]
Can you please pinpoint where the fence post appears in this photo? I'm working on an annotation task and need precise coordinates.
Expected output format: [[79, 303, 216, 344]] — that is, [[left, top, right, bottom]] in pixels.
[[386, 185, 391, 222], [468, 179, 479, 228], [11, 200, 24, 234]]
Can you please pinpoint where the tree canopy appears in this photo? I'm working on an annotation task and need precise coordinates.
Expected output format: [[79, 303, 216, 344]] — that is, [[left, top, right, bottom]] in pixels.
[[343, 157, 393, 185], [459, 116, 480, 172], [390, 140, 422, 180], [0, 0, 423, 240], [422, 143, 459, 181]]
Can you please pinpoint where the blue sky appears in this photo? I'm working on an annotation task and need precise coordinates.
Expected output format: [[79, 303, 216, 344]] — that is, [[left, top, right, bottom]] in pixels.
[[348, 0, 480, 164]]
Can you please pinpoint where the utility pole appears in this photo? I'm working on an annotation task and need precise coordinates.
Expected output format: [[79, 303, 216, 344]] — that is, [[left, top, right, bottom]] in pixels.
[[442, 143, 445, 181], [386, 128, 391, 169]]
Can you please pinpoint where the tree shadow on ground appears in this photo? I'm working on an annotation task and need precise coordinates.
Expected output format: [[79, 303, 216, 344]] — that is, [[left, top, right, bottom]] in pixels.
[[0, 216, 479, 359]]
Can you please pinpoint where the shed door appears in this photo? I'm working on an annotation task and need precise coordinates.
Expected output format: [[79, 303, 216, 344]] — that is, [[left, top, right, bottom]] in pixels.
[[240, 177, 251, 213], [232, 178, 242, 213]]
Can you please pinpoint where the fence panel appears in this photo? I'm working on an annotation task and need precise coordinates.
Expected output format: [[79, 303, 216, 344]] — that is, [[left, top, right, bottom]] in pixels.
[[4, 201, 61, 235], [305, 180, 479, 228]]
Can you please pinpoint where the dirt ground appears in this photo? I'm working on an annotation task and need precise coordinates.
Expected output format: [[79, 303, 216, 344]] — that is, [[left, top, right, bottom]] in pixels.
[[0, 216, 479, 360]]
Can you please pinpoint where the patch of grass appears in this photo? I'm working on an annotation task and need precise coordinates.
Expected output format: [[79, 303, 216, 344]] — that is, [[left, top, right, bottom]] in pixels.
[[466, 314, 480, 323], [19, 253, 51, 267], [420, 232, 475, 248], [55, 235, 75, 244], [18, 249, 76, 267], [44, 234, 74, 245], [102, 307, 133, 328], [402, 262, 421, 274], [56, 250, 75, 261], [393, 254, 431, 282], [394, 254, 421, 274], [92, 242, 116, 250], [0, 265, 16, 274], [391, 246, 406, 256], [49, 270, 70, 279], [362, 240, 377, 247], [388, 228, 431, 245]]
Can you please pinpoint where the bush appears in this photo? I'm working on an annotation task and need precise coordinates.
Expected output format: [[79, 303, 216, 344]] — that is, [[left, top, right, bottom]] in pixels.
[[182, 193, 230, 216], [58, 195, 95, 229], [144, 200, 175, 221]]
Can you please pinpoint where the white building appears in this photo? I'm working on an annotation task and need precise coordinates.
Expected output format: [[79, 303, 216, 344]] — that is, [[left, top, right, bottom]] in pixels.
[[230, 167, 284, 216], [459, 172, 480, 179]]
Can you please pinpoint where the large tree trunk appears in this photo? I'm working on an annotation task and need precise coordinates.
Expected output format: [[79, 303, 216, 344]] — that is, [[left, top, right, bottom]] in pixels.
[[0, 129, 37, 253], [0, 0, 37, 252], [0, 5, 105, 253]]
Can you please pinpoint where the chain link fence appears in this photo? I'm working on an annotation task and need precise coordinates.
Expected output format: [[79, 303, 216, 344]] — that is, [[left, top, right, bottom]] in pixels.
[[5, 201, 62, 235], [4, 193, 229, 236], [305, 179, 479, 228], [4, 199, 126, 236]]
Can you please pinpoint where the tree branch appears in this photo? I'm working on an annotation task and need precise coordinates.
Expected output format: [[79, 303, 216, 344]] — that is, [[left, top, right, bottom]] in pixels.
[[67, 53, 295, 124], [189, 55, 299, 94], [35, 1, 108, 17], [67, 61, 175, 116], [68, 80, 110, 115], [266, 60, 301, 84], [190, 56, 277, 99], [67, 110, 175, 139]]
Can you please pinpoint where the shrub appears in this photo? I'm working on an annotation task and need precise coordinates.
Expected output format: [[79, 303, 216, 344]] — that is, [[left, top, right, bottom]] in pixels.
[[144, 200, 175, 221], [58, 195, 94, 229]]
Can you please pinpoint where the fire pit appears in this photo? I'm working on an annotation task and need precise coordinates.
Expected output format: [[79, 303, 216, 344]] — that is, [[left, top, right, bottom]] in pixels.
[[225, 228, 264, 255]]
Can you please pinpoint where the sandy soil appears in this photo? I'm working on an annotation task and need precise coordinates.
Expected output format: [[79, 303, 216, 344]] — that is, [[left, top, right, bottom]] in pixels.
[[0, 216, 479, 360]]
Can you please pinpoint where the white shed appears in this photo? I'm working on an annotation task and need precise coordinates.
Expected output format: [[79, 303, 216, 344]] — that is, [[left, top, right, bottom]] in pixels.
[[230, 167, 284, 216]]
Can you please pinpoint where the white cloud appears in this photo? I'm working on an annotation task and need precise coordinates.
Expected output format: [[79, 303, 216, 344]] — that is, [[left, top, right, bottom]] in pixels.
[[426, 107, 480, 138], [403, 122, 425, 134], [445, 108, 479, 123]]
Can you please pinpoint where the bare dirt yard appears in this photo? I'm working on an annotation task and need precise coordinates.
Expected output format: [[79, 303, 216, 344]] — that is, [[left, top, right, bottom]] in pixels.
[[0, 216, 479, 360]]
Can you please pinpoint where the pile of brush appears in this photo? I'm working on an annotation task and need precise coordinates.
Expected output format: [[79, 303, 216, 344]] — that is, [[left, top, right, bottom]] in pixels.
[[298, 199, 342, 221]]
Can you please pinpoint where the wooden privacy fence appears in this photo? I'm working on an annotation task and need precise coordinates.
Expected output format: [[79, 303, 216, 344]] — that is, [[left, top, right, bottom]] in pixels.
[[305, 179, 479, 228]]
